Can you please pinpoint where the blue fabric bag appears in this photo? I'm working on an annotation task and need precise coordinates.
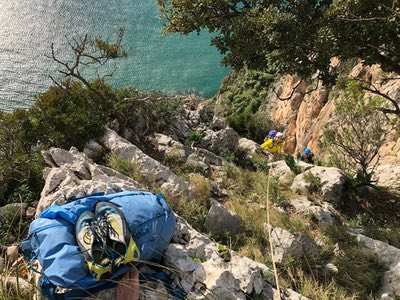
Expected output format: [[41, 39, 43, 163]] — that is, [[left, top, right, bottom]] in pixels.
[[21, 191, 176, 299]]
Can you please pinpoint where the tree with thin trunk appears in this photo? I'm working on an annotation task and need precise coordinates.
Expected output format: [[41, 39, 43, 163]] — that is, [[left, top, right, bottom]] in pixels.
[[321, 81, 389, 186], [47, 28, 127, 101]]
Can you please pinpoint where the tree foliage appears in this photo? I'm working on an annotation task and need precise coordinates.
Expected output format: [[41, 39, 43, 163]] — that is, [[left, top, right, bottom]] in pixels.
[[159, 0, 400, 85], [0, 110, 44, 205], [30, 81, 115, 150], [321, 82, 389, 185]]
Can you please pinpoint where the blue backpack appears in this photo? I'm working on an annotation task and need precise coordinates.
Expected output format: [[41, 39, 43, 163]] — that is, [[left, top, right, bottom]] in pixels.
[[21, 191, 177, 299]]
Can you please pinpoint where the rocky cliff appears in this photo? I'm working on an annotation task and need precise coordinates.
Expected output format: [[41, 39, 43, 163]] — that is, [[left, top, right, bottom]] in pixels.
[[268, 63, 400, 165], [1, 92, 400, 300]]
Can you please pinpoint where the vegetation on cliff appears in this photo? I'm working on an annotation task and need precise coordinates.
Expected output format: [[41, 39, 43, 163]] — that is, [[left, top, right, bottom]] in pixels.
[[215, 68, 278, 143]]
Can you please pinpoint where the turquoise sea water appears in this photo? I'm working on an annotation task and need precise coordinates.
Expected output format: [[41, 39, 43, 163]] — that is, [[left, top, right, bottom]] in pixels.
[[0, 0, 228, 111]]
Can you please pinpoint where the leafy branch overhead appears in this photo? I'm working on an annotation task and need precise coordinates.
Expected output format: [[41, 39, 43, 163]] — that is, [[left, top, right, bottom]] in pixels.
[[47, 28, 127, 94], [158, 0, 400, 86]]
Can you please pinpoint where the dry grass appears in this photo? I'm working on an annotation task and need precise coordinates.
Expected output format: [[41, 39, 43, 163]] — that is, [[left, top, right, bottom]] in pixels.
[[0, 260, 35, 300], [288, 270, 356, 300], [96, 149, 388, 299], [106, 154, 144, 183], [187, 174, 211, 206]]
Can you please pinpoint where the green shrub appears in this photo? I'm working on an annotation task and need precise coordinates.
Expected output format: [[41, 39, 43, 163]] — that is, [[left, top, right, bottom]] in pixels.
[[320, 81, 388, 186], [218, 68, 277, 143], [30, 81, 113, 150], [285, 155, 302, 175], [264, 176, 291, 208], [186, 130, 203, 144], [0, 110, 44, 206], [332, 248, 387, 297], [0, 204, 29, 244], [114, 88, 185, 137], [322, 226, 387, 298], [106, 154, 144, 183], [303, 172, 322, 194]]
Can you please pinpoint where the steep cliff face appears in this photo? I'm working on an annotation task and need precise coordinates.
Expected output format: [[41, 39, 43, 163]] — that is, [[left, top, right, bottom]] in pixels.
[[268, 64, 400, 164]]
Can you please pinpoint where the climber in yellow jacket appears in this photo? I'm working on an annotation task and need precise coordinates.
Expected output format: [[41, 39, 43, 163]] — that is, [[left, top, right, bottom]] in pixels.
[[260, 132, 284, 154]]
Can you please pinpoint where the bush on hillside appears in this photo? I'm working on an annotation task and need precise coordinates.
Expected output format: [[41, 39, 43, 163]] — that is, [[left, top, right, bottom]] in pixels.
[[0, 80, 116, 207], [321, 81, 388, 186], [217, 68, 277, 143], [30, 80, 114, 150], [0, 110, 44, 206], [113, 88, 185, 138]]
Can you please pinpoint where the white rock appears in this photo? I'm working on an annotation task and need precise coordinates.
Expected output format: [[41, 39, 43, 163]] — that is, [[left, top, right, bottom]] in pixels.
[[290, 196, 337, 225], [374, 164, 400, 190], [165, 218, 306, 300], [185, 153, 210, 174], [36, 146, 142, 216], [296, 160, 314, 173], [269, 160, 295, 186], [83, 139, 104, 161], [149, 133, 187, 162], [211, 116, 227, 131], [199, 128, 239, 156], [205, 200, 242, 237], [291, 166, 346, 203], [42, 148, 75, 167], [268, 225, 319, 263], [238, 138, 259, 159], [6, 245, 19, 264], [354, 233, 400, 299], [100, 128, 188, 197], [26, 207, 36, 219], [191, 148, 224, 166]]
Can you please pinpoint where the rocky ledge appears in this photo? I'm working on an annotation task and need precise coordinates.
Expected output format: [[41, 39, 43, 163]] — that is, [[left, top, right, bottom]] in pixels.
[[34, 140, 308, 300]]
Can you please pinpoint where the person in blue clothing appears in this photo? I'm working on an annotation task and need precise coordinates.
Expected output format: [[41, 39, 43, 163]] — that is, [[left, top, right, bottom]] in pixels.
[[300, 147, 315, 164]]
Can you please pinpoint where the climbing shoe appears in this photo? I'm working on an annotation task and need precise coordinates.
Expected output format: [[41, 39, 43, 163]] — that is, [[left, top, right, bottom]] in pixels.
[[75, 210, 95, 262], [76, 210, 113, 279], [95, 202, 140, 266]]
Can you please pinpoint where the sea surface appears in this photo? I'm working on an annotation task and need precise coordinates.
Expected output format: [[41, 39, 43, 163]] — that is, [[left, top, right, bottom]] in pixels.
[[0, 0, 228, 111]]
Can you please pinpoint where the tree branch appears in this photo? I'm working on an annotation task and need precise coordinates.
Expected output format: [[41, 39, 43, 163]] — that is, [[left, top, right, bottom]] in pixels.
[[274, 79, 320, 101], [352, 77, 400, 116], [47, 30, 126, 100], [274, 80, 303, 101]]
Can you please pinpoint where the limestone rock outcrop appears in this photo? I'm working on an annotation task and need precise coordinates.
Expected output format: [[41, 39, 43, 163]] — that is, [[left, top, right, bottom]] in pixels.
[[290, 196, 337, 226], [168, 217, 309, 300], [204, 200, 242, 238], [291, 166, 346, 203], [268, 160, 295, 186], [238, 138, 259, 159], [36, 147, 142, 217], [35, 144, 308, 300], [354, 233, 400, 299], [374, 164, 400, 190], [267, 64, 400, 165], [99, 128, 189, 197], [197, 128, 239, 156], [267, 225, 319, 264]]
